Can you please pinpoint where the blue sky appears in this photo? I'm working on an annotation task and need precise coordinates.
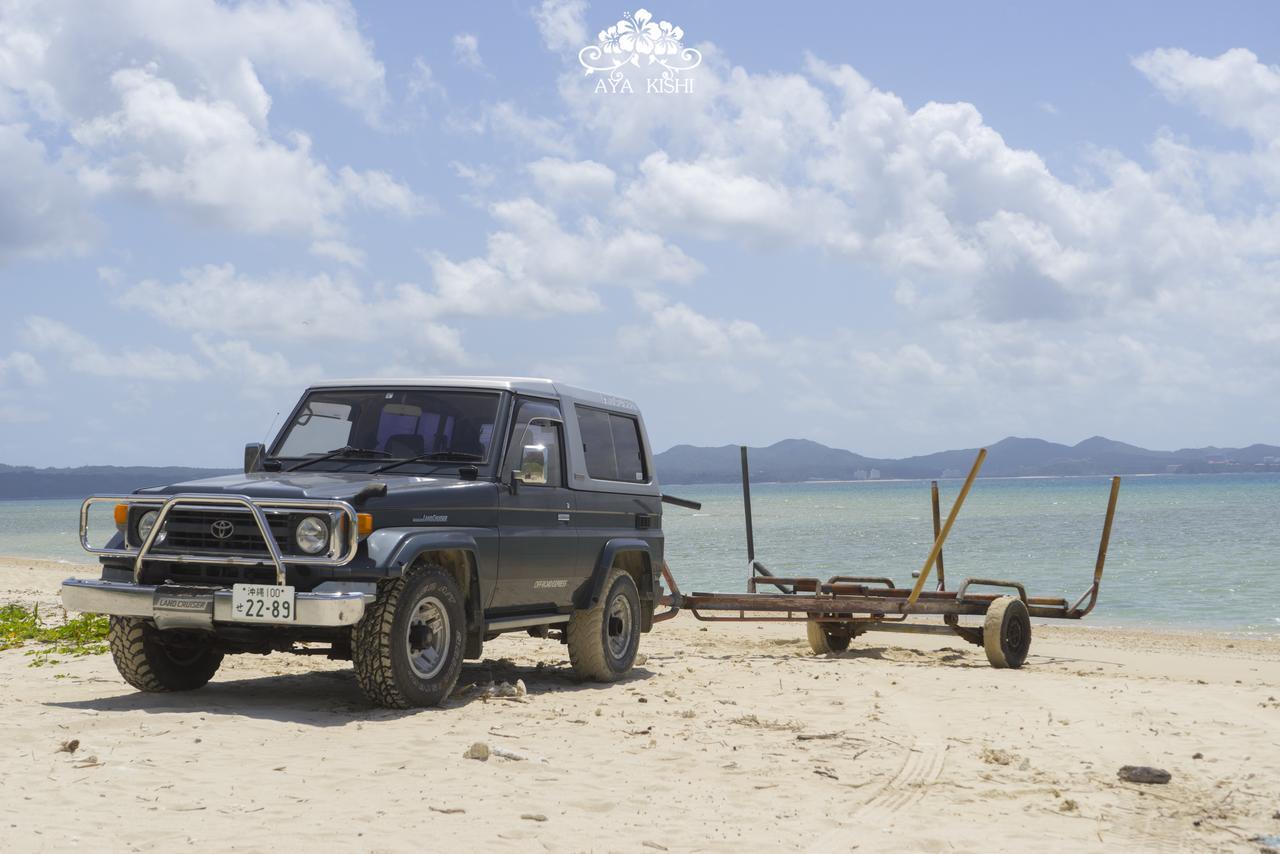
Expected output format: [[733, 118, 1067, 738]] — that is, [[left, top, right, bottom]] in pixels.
[[2, 1, 1279, 467]]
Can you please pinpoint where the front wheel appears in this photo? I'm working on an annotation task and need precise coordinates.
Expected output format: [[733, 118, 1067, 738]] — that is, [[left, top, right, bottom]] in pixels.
[[352, 564, 466, 708], [108, 617, 223, 692], [566, 568, 641, 682]]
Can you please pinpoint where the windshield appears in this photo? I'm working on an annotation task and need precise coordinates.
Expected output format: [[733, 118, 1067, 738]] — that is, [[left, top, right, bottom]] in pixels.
[[273, 388, 502, 468]]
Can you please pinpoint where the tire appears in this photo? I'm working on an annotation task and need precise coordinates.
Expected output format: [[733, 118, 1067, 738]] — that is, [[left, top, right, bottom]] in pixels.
[[983, 595, 1031, 669], [107, 617, 223, 692], [806, 620, 852, 654], [566, 568, 640, 682], [352, 564, 466, 709]]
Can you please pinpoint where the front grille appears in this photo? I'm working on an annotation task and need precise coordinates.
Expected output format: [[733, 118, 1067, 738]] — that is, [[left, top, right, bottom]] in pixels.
[[153, 509, 292, 556], [159, 563, 279, 585]]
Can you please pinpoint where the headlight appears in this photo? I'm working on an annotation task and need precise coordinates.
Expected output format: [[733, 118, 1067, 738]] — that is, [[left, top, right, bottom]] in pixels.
[[294, 516, 329, 554], [137, 510, 160, 543]]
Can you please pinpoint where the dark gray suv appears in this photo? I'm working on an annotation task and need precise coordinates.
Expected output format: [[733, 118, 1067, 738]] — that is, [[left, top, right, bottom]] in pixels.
[[63, 378, 666, 708]]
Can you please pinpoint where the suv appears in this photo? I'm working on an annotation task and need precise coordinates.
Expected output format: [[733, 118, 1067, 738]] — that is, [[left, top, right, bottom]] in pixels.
[[63, 377, 668, 708]]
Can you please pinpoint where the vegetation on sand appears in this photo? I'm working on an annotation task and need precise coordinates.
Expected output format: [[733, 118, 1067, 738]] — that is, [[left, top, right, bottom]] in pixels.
[[0, 603, 109, 666]]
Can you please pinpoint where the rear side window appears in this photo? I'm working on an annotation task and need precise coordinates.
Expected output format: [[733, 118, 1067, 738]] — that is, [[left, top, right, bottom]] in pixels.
[[577, 406, 647, 483]]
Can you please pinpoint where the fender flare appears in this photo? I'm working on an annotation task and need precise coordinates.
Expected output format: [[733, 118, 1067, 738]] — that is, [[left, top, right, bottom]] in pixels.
[[576, 537, 654, 612], [365, 527, 486, 656], [365, 527, 482, 575]]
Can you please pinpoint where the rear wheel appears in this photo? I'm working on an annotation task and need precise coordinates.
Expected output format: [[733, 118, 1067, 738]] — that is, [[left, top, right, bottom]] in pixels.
[[567, 568, 640, 682], [806, 620, 852, 654], [352, 564, 466, 708], [983, 596, 1031, 669], [108, 617, 223, 692]]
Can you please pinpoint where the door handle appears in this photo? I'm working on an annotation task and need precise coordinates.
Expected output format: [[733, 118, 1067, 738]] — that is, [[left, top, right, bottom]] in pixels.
[[557, 513, 571, 523]]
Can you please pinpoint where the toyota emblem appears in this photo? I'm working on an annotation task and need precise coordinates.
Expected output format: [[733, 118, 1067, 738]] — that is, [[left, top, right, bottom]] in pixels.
[[210, 519, 235, 540]]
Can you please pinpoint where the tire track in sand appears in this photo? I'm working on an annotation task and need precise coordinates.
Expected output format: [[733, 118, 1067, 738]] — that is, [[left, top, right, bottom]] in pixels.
[[804, 741, 947, 853]]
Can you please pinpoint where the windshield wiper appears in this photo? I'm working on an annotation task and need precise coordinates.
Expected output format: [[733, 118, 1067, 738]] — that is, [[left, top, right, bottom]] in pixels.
[[371, 450, 485, 474], [288, 445, 393, 472]]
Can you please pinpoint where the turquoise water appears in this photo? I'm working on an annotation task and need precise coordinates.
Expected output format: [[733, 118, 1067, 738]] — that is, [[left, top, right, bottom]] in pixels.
[[660, 474, 1280, 636], [3, 475, 1278, 633]]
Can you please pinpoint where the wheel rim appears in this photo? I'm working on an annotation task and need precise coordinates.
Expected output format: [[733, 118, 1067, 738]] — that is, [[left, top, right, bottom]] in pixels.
[[406, 595, 451, 679], [158, 631, 209, 666], [1005, 613, 1028, 656], [605, 592, 634, 663]]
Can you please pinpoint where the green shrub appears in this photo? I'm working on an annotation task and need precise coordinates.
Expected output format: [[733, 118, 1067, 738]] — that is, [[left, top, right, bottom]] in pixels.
[[0, 603, 110, 666]]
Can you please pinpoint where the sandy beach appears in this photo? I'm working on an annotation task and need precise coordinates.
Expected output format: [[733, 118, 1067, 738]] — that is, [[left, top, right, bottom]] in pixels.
[[0, 556, 1277, 853]]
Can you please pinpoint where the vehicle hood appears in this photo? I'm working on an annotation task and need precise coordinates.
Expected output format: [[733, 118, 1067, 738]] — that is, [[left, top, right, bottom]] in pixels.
[[134, 471, 487, 505]]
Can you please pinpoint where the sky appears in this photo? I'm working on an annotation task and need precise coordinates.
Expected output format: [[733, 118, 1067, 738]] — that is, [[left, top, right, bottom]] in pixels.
[[1, 1, 1279, 468]]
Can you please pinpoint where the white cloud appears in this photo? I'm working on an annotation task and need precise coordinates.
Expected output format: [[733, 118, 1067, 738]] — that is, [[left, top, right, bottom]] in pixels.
[[450, 161, 497, 189], [1134, 48, 1280, 142], [0, 0, 387, 125], [528, 157, 616, 202], [484, 102, 575, 157], [194, 337, 323, 388], [533, 0, 588, 52], [71, 67, 422, 239], [0, 351, 44, 385], [619, 293, 772, 390], [452, 33, 484, 70], [309, 239, 366, 267], [117, 264, 467, 363], [406, 57, 445, 102], [23, 316, 206, 380], [0, 124, 96, 262], [0, 0, 411, 261], [425, 198, 704, 316]]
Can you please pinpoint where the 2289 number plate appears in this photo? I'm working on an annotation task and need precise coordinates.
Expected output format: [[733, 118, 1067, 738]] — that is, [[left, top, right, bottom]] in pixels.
[[231, 584, 296, 623]]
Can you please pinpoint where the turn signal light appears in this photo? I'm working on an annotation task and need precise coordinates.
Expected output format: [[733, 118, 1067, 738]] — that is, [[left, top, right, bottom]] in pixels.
[[113, 503, 129, 526], [357, 513, 373, 537]]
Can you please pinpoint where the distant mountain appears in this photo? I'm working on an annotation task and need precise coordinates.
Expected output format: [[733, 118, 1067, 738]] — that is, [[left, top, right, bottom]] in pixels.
[[4, 435, 1279, 497], [654, 437, 1280, 484], [0, 465, 237, 500]]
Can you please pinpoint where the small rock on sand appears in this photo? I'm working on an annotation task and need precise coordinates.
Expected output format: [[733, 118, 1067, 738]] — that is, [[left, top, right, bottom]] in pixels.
[[57, 739, 80, 754], [464, 742, 490, 761], [1117, 765, 1171, 784], [980, 747, 1016, 766], [520, 813, 547, 822]]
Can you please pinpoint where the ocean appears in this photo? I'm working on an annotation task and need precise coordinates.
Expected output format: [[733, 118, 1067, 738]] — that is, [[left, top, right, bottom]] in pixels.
[[3, 474, 1278, 635]]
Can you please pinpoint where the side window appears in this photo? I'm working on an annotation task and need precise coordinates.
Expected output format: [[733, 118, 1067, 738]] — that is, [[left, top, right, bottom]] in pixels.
[[518, 420, 563, 487], [578, 407, 618, 480], [610, 415, 646, 482], [576, 406, 648, 483]]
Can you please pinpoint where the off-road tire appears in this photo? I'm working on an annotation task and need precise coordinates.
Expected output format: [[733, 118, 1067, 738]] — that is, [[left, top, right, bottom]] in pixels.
[[566, 568, 640, 682], [352, 564, 466, 708], [806, 620, 852, 654], [983, 595, 1031, 669], [107, 617, 223, 692]]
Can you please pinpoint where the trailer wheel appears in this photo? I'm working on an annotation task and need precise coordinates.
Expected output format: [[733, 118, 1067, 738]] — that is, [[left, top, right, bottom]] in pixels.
[[806, 620, 852, 654], [983, 596, 1031, 669]]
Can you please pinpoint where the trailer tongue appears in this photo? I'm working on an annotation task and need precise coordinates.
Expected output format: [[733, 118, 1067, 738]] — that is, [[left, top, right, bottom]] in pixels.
[[656, 447, 1122, 669]]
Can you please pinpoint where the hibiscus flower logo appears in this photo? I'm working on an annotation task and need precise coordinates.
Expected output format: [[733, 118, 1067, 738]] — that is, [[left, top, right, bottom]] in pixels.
[[580, 8, 702, 75]]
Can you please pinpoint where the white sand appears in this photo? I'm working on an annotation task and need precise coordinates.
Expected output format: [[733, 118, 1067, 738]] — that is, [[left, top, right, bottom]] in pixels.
[[0, 556, 1277, 853]]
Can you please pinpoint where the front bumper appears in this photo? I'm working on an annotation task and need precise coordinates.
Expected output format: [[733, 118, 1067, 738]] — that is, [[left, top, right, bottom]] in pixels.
[[61, 578, 372, 631]]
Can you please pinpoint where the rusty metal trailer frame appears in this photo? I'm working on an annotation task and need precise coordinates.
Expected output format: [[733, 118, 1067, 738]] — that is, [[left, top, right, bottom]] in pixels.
[[656, 447, 1122, 668]]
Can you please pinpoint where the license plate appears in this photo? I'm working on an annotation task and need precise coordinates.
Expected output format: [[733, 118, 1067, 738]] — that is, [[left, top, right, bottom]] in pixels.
[[231, 584, 296, 623]]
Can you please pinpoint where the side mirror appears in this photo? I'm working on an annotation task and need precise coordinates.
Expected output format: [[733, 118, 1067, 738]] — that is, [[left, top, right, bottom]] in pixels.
[[516, 444, 548, 485], [244, 442, 266, 474]]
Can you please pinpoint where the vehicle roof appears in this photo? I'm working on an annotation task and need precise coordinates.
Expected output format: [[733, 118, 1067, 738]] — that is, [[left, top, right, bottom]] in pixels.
[[306, 376, 639, 411]]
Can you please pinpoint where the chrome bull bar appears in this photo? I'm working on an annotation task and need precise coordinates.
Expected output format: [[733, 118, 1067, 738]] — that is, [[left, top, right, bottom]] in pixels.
[[80, 494, 360, 585]]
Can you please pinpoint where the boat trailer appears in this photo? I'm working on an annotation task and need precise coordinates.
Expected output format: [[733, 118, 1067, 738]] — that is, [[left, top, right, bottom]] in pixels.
[[656, 448, 1121, 669]]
